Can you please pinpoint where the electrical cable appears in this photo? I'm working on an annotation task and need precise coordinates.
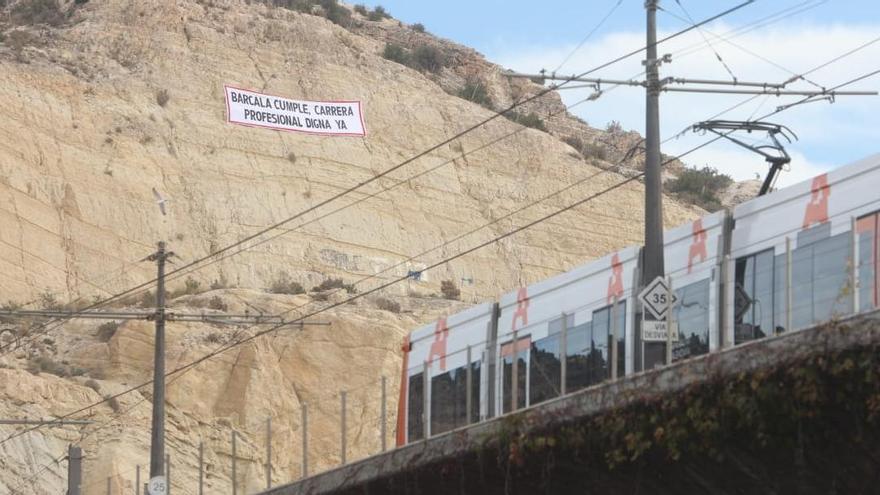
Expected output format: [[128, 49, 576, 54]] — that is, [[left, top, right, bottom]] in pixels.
[[552, 0, 624, 74]]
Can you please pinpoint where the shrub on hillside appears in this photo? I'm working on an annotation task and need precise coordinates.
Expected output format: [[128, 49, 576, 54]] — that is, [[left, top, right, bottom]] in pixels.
[[312, 277, 357, 294], [353, 4, 368, 16], [505, 111, 547, 132], [268, 272, 305, 295], [411, 44, 445, 73], [375, 297, 401, 313], [457, 78, 493, 109], [367, 5, 391, 21], [10, 0, 66, 26], [96, 321, 119, 342], [382, 43, 409, 66], [411, 23, 425, 33], [441, 280, 460, 300], [665, 166, 733, 212], [563, 136, 607, 161]]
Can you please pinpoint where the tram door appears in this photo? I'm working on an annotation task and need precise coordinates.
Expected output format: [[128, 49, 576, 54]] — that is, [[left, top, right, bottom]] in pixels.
[[500, 334, 530, 414], [857, 212, 880, 311]]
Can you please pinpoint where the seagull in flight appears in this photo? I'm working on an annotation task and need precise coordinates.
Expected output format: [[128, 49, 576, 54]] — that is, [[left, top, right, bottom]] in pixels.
[[152, 187, 170, 216]]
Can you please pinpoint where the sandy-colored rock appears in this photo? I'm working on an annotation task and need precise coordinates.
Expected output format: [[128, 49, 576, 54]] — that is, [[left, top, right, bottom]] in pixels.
[[0, 1, 702, 493]]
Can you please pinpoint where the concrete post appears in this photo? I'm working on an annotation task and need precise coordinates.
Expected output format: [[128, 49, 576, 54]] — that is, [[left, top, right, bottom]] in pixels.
[[852, 217, 860, 314], [198, 441, 203, 495], [611, 297, 620, 380], [165, 454, 170, 495], [465, 346, 473, 425], [149, 242, 169, 480], [135, 465, 140, 495], [340, 391, 347, 465], [560, 313, 568, 395], [266, 417, 272, 489], [301, 404, 309, 478], [511, 330, 519, 411], [665, 277, 674, 366], [786, 237, 793, 332], [381, 376, 388, 452], [231, 430, 237, 495], [106, 476, 111, 495], [422, 361, 429, 440], [67, 445, 82, 495]]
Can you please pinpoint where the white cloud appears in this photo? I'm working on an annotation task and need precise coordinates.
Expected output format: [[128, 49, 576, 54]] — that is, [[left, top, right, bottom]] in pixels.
[[491, 20, 880, 179]]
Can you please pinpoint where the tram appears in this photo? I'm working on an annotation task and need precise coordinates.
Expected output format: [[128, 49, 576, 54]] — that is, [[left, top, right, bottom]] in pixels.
[[397, 153, 880, 445]]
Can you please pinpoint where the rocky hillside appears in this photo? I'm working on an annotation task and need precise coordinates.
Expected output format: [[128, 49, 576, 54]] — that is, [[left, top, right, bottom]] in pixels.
[[0, 0, 702, 493]]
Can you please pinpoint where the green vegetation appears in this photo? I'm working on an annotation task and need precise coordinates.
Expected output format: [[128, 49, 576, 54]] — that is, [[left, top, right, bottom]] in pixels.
[[263, 0, 353, 27], [505, 111, 547, 132], [382, 42, 447, 74], [367, 5, 391, 21], [563, 136, 608, 161], [411, 23, 426, 33], [665, 166, 733, 212], [156, 89, 170, 107], [441, 280, 460, 300], [268, 272, 305, 295], [96, 321, 119, 342], [375, 297, 401, 313], [353, 4, 368, 16], [27, 355, 85, 377], [313, 277, 357, 294], [207, 295, 227, 311], [457, 78, 493, 109], [10, 0, 66, 26], [382, 43, 409, 65]]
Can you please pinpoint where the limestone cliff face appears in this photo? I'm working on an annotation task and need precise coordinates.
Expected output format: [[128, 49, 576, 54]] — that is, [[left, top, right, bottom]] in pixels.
[[0, 1, 701, 493]]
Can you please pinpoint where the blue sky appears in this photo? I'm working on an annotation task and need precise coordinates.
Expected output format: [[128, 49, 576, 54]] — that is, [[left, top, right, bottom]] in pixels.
[[358, 0, 880, 186]]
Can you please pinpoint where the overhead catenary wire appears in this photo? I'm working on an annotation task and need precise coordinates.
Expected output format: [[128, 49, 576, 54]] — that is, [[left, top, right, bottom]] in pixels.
[[670, 0, 739, 82], [9, 61, 875, 451], [0, 3, 756, 361], [552, 0, 624, 74]]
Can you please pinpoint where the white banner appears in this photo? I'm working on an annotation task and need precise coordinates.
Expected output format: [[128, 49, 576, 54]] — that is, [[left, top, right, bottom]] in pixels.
[[225, 85, 365, 137]]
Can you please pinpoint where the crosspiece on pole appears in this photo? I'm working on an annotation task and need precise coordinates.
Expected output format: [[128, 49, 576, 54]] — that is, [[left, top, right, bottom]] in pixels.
[[0, 308, 331, 326]]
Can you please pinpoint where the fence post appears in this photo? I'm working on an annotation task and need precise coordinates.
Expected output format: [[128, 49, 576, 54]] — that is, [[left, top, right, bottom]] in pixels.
[[165, 454, 170, 495], [465, 345, 473, 425], [135, 465, 140, 495], [560, 313, 568, 395], [786, 237, 793, 332], [301, 404, 309, 478], [511, 329, 519, 411], [380, 376, 387, 452], [611, 297, 620, 380], [852, 217, 860, 314], [266, 417, 272, 489], [422, 361, 429, 440], [231, 430, 237, 495], [665, 277, 674, 366], [198, 441, 204, 495], [340, 391, 347, 465], [106, 477, 111, 495]]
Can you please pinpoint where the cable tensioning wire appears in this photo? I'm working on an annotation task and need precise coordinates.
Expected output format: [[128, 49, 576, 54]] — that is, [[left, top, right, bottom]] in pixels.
[[0, 2, 758, 361], [552, 0, 624, 74]]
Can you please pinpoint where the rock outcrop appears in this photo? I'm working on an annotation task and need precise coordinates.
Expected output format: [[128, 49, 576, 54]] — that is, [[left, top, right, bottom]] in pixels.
[[0, 1, 702, 493]]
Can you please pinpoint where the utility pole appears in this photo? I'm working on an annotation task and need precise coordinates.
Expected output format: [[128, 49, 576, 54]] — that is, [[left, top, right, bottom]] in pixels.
[[1, 241, 331, 495], [147, 241, 171, 485], [643, 0, 665, 285]]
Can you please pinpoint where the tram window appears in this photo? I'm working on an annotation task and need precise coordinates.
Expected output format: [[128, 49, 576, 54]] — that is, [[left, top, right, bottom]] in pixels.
[[735, 250, 774, 344], [502, 338, 527, 413], [672, 280, 710, 362], [431, 359, 483, 435], [565, 322, 591, 393], [811, 234, 851, 321], [773, 254, 787, 334], [790, 233, 853, 329], [407, 372, 424, 441], [529, 333, 561, 406], [591, 301, 626, 381], [857, 213, 879, 311]]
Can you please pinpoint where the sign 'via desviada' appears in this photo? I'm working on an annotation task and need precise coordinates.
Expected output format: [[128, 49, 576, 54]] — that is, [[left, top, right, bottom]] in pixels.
[[225, 85, 366, 137]]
